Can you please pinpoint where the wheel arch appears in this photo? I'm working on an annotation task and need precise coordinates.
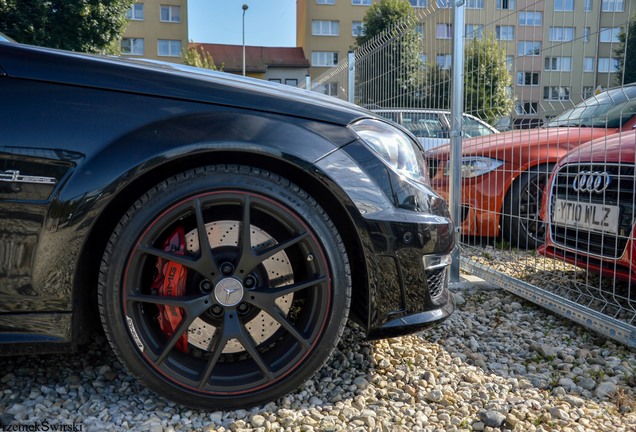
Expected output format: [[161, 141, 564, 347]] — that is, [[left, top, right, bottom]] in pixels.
[[71, 150, 368, 343]]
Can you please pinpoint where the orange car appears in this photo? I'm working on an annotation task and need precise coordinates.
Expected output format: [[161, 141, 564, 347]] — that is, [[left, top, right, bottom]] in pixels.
[[426, 85, 636, 249], [539, 131, 636, 281]]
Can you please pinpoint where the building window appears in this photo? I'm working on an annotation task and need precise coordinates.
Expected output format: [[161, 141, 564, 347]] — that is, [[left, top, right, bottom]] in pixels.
[[496, 0, 515, 9], [466, 0, 484, 8], [519, 12, 542, 26], [160, 5, 180, 22], [516, 102, 538, 115], [436, 54, 452, 69], [545, 57, 572, 71], [285, 79, 299, 86], [317, 82, 338, 96], [518, 41, 541, 56], [583, 27, 591, 43], [420, 53, 428, 64], [352, 21, 365, 37], [465, 25, 483, 39], [496, 25, 514, 41], [352, 0, 372, 5], [313, 20, 340, 36], [436, 24, 453, 39], [598, 57, 619, 72], [581, 86, 594, 99], [157, 39, 181, 56], [517, 72, 539, 86], [582, 86, 594, 98], [121, 38, 144, 55], [601, 0, 624, 11], [584, 57, 595, 72], [436, 0, 452, 8], [600, 27, 621, 43], [544, 86, 570, 100], [312, 51, 339, 67], [549, 27, 574, 42], [554, 0, 574, 11], [409, 0, 428, 6], [506, 55, 514, 70], [317, 0, 336, 3], [127, 3, 144, 20]]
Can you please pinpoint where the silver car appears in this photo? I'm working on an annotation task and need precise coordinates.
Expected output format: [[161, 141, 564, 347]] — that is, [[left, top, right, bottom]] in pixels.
[[373, 108, 499, 151]]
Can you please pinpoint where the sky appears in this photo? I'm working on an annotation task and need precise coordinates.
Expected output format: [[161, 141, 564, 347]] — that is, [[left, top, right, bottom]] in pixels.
[[188, 0, 297, 47]]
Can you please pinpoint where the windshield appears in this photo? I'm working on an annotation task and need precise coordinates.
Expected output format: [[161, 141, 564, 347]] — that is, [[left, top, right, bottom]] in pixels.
[[546, 86, 636, 128]]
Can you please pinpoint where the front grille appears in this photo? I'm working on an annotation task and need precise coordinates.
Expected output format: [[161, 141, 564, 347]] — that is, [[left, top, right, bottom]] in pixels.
[[427, 266, 448, 298], [550, 163, 635, 259]]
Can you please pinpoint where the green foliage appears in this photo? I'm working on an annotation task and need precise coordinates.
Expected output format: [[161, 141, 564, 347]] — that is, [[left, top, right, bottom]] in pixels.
[[420, 64, 451, 110], [616, 16, 636, 85], [182, 45, 221, 71], [463, 34, 515, 126], [0, 0, 133, 53], [355, 0, 423, 107]]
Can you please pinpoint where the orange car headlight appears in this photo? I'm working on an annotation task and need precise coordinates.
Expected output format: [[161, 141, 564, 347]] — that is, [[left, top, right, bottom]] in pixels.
[[444, 156, 504, 178]]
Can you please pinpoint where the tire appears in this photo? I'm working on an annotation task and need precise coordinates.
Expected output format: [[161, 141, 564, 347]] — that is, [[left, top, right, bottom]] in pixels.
[[501, 164, 553, 250], [98, 165, 351, 410]]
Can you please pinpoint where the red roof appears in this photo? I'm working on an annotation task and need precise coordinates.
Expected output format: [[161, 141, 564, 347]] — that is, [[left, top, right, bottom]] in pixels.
[[190, 43, 309, 73]]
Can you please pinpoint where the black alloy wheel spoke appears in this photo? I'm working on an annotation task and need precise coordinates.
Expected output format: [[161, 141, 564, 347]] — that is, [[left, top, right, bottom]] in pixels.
[[256, 232, 311, 262], [193, 198, 220, 277], [236, 195, 253, 261], [127, 292, 214, 364], [235, 195, 311, 275], [198, 331, 229, 389], [127, 292, 212, 311], [267, 306, 311, 349], [153, 314, 197, 365], [250, 275, 328, 305], [233, 319, 274, 381]]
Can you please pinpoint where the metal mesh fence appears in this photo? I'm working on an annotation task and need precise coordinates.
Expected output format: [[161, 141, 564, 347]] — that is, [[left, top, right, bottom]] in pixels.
[[308, 0, 636, 346]]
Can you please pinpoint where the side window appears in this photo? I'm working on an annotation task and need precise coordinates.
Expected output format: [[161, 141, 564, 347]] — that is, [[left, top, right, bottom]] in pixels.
[[403, 113, 445, 138], [462, 116, 491, 137]]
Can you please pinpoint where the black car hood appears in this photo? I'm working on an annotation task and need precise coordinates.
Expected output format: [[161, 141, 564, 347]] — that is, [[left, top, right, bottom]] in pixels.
[[0, 42, 369, 126]]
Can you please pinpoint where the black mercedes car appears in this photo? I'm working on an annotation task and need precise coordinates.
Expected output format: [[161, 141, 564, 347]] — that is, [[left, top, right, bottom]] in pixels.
[[0, 40, 454, 410]]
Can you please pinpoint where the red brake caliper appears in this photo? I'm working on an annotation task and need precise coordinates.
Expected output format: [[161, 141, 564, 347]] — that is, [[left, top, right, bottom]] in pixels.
[[151, 226, 189, 353]]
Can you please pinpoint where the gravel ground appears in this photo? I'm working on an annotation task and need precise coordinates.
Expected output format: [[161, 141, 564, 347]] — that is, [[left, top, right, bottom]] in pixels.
[[1, 283, 635, 432]]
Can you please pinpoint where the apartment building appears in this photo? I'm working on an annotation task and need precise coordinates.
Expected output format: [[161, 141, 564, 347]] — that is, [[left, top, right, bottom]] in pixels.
[[297, 0, 634, 123], [120, 1, 188, 63]]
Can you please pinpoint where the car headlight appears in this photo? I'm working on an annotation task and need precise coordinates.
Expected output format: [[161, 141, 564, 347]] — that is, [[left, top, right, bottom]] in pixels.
[[350, 119, 427, 183], [444, 156, 504, 178]]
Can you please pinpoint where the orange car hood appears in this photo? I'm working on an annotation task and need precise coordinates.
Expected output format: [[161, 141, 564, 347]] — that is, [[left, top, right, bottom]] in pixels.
[[427, 127, 617, 164]]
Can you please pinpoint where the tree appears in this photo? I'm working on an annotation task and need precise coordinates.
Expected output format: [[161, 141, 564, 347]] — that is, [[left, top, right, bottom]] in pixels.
[[355, 0, 423, 107], [463, 34, 515, 126], [0, 0, 133, 53], [616, 17, 636, 85], [182, 44, 222, 70]]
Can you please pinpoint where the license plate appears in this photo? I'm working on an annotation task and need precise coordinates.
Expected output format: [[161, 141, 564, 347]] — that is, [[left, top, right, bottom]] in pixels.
[[553, 199, 620, 235]]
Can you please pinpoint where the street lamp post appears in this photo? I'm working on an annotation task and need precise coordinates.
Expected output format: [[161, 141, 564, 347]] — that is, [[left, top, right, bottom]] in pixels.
[[242, 4, 248, 76]]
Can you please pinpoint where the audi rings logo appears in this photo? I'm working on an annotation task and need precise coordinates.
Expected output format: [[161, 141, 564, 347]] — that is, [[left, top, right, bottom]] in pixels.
[[572, 171, 612, 193]]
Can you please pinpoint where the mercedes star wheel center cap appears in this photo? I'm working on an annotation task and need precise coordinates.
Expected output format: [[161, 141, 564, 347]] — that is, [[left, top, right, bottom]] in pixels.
[[214, 278, 244, 307]]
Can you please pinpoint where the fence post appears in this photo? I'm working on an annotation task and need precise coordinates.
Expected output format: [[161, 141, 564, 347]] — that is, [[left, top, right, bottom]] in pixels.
[[305, 73, 311, 90], [347, 51, 355, 104], [449, 0, 466, 283]]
